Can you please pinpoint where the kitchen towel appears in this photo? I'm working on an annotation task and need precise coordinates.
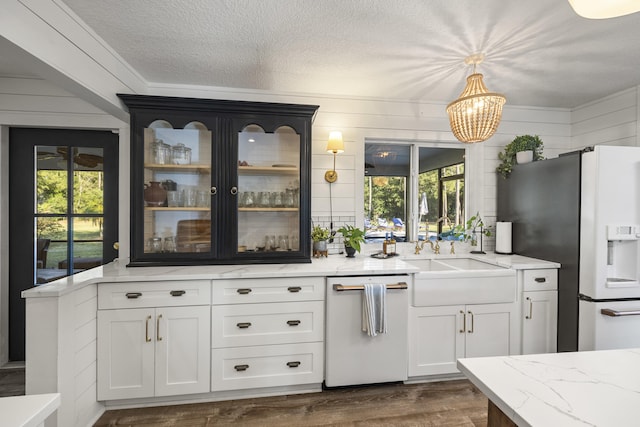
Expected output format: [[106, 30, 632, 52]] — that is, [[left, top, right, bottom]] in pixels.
[[362, 283, 387, 336], [495, 221, 513, 254]]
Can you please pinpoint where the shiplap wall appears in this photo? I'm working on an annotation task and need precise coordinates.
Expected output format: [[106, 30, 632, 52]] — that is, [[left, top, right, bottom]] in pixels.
[[571, 87, 639, 150]]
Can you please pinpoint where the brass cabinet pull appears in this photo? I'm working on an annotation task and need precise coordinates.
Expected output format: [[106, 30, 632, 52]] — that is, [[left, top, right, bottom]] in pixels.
[[234, 364, 249, 372], [236, 322, 252, 329], [287, 361, 301, 368], [145, 315, 152, 342], [156, 314, 163, 341], [126, 292, 142, 299], [170, 290, 185, 297], [459, 310, 465, 333], [526, 297, 533, 319], [468, 311, 474, 333], [287, 286, 302, 293], [534, 277, 546, 283], [287, 320, 301, 326], [230, 186, 238, 195], [237, 288, 252, 295], [210, 186, 217, 195]]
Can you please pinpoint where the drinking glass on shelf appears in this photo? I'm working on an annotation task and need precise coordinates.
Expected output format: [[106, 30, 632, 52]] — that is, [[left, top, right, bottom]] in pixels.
[[184, 186, 197, 207], [272, 192, 283, 208], [167, 190, 181, 207], [259, 191, 271, 208], [163, 236, 176, 253], [290, 233, 299, 251], [278, 235, 288, 251], [196, 189, 210, 207], [265, 235, 276, 251]]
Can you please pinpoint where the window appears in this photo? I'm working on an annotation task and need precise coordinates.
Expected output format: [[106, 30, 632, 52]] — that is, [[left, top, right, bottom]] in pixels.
[[365, 142, 465, 242]]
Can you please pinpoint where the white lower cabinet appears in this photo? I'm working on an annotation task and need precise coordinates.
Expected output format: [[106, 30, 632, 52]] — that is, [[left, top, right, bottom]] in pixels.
[[522, 291, 558, 354], [409, 302, 516, 377], [98, 306, 210, 400], [97, 281, 211, 401], [520, 269, 558, 354]]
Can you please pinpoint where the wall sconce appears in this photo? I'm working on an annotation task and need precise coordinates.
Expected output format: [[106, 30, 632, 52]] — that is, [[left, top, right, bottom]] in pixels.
[[324, 131, 344, 183]]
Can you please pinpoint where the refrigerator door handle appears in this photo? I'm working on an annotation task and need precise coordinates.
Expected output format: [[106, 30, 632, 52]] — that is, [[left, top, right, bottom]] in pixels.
[[600, 308, 640, 317]]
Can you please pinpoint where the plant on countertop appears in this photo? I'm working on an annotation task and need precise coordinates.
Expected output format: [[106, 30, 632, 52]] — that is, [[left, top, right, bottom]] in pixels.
[[311, 225, 330, 242], [496, 134, 544, 178], [337, 225, 366, 253], [453, 212, 491, 245]]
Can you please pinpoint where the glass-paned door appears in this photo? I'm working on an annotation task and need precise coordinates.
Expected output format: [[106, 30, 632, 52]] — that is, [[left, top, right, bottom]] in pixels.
[[9, 127, 118, 361], [236, 125, 301, 254], [140, 120, 213, 258]]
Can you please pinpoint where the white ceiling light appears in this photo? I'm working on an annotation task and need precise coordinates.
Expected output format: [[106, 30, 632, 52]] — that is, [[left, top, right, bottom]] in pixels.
[[568, 0, 640, 19]]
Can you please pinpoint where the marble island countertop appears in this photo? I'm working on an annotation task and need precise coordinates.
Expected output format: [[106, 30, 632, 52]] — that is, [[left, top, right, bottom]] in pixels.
[[23, 248, 560, 298], [458, 348, 640, 427]]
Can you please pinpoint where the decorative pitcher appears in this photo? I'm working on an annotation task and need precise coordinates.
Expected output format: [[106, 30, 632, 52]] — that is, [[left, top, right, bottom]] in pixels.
[[144, 181, 167, 207]]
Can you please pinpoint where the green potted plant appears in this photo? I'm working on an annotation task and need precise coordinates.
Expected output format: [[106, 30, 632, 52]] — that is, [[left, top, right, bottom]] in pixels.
[[496, 135, 544, 178], [311, 225, 330, 257], [337, 225, 366, 257], [453, 212, 491, 254]]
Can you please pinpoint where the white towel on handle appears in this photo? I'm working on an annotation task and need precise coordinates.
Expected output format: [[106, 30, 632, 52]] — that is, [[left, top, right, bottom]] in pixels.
[[362, 283, 387, 336]]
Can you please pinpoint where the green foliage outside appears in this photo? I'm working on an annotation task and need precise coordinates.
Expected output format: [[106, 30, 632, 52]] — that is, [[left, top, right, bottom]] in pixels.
[[36, 170, 104, 268]]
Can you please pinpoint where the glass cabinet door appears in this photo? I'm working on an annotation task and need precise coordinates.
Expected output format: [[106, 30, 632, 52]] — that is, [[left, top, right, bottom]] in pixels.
[[236, 125, 301, 255], [142, 120, 215, 258]]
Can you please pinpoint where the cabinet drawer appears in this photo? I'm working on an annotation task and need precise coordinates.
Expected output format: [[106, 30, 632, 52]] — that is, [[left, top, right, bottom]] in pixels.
[[211, 342, 323, 391], [212, 301, 324, 348], [98, 281, 211, 309], [523, 269, 558, 292], [212, 277, 324, 304]]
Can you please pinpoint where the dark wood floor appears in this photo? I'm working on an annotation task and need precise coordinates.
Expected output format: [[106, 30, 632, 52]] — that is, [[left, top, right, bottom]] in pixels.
[[0, 366, 25, 397], [0, 369, 488, 426], [95, 380, 488, 427]]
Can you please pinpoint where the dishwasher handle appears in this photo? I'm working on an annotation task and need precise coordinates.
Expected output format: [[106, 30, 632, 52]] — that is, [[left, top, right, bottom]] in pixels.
[[332, 282, 408, 292]]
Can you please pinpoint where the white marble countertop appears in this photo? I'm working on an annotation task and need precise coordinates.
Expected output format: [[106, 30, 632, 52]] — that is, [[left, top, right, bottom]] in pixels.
[[458, 348, 640, 427], [23, 249, 560, 298], [0, 393, 60, 427]]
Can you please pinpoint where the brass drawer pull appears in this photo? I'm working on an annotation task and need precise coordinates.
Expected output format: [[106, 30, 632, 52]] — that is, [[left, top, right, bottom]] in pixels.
[[287, 361, 301, 368], [468, 311, 474, 333], [234, 364, 249, 372], [526, 297, 533, 319], [170, 290, 186, 297], [126, 292, 142, 299], [287, 286, 302, 293], [287, 320, 301, 326], [534, 277, 547, 283], [237, 288, 252, 295], [236, 322, 252, 329], [459, 310, 465, 333]]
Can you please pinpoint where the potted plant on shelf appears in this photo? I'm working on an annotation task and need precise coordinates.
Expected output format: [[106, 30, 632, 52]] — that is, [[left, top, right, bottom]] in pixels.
[[311, 225, 330, 257], [496, 135, 544, 178], [337, 225, 366, 258], [453, 212, 492, 254]]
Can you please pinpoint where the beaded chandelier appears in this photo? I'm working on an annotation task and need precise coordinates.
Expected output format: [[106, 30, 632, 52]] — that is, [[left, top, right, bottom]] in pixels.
[[446, 54, 506, 143]]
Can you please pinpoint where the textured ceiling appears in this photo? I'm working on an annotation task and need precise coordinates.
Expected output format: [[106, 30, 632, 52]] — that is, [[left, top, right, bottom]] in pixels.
[[14, 1, 640, 108]]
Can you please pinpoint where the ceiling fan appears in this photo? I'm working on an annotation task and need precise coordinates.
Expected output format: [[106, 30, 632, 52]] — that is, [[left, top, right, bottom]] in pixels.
[[37, 147, 104, 168]]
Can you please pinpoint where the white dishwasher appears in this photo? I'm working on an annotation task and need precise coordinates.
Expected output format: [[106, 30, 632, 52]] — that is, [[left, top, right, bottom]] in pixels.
[[325, 275, 409, 387]]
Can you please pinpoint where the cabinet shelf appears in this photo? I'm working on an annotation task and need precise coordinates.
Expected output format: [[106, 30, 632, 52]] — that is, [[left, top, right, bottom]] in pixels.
[[145, 207, 210, 212], [145, 164, 211, 174], [239, 207, 299, 212], [238, 166, 298, 175]]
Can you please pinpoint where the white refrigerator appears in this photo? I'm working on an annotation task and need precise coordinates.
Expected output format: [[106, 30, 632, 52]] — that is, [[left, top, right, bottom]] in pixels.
[[578, 146, 640, 351]]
